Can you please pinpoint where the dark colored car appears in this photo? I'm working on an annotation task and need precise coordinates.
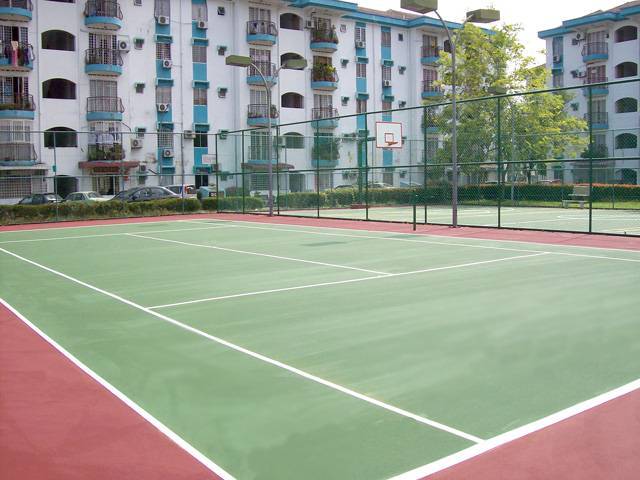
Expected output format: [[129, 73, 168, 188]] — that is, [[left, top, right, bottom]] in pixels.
[[109, 186, 180, 202], [18, 193, 63, 205]]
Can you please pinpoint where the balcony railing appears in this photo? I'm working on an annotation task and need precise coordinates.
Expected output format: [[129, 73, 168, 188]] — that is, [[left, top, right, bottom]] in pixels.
[[247, 104, 278, 119], [0, 92, 34, 110], [311, 65, 338, 83], [87, 143, 125, 161], [582, 42, 608, 57], [246, 20, 277, 37], [87, 96, 124, 113], [584, 112, 608, 124], [422, 82, 443, 94], [421, 45, 440, 58], [84, 0, 122, 19], [584, 75, 608, 85], [248, 61, 276, 78], [312, 107, 338, 120], [0, 142, 36, 161], [0, 0, 33, 11], [85, 48, 123, 66], [0, 42, 34, 67], [311, 27, 338, 44]]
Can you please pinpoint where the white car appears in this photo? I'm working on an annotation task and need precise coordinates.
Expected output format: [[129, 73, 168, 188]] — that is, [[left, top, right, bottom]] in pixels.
[[166, 184, 197, 198], [64, 191, 108, 202]]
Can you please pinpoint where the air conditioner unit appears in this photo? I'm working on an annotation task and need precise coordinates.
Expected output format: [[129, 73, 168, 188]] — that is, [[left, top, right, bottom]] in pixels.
[[157, 103, 170, 112], [131, 138, 143, 149], [572, 38, 579, 46], [157, 15, 170, 25], [553, 55, 561, 63], [355, 40, 366, 49], [163, 148, 174, 158], [197, 20, 208, 29], [162, 59, 172, 69], [578, 71, 587, 78], [575, 33, 582, 40], [138, 164, 147, 173], [382, 80, 392, 87], [118, 39, 130, 52], [305, 19, 314, 29], [183, 130, 196, 139], [571, 69, 579, 78]]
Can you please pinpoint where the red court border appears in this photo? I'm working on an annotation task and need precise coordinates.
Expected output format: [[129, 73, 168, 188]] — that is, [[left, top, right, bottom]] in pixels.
[[2, 213, 640, 479]]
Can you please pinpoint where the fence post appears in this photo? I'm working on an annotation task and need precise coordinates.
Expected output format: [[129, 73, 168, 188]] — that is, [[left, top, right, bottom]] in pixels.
[[241, 131, 246, 214], [275, 125, 280, 215], [180, 131, 185, 215], [52, 131, 59, 222], [423, 106, 428, 225], [364, 112, 369, 221], [588, 85, 594, 233], [497, 96, 502, 228], [315, 121, 320, 218], [412, 194, 417, 231]]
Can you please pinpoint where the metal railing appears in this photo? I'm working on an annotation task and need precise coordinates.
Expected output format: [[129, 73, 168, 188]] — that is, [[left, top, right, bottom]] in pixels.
[[0, 0, 33, 10], [247, 104, 278, 119], [246, 20, 277, 36], [87, 143, 125, 161], [584, 75, 608, 85], [312, 107, 338, 120], [248, 61, 276, 78], [84, 0, 122, 19], [422, 82, 443, 94], [87, 96, 124, 113], [582, 42, 608, 57], [421, 45, 440, 58], [311, 27, 338, 44], [85, 48, 123, 66], [0, 41, 33, 64], [0, 142, 36, 162], [584, 112, 608, 124], [0, 93, 34, 111]]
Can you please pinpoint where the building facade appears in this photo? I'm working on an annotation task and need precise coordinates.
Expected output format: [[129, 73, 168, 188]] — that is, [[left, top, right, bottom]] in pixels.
[[539, 1, 640, 185]]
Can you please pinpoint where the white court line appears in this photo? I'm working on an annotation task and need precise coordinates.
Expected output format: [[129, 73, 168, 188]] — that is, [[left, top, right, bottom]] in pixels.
[[0, 246, 482, 444], [389, 377, 640, 480], [0, 225, 233, 244], [0, 298, 235, 480], [149, 253, 549, 310], [126, 233, 392, 276]]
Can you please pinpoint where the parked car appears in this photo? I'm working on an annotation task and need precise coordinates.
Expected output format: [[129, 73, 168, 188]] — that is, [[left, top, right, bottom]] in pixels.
[[109, 186, 179, 202], [166, 184, 197, 197], [18, 193, 63, 205], [333, 184, 357, 190], [64, 191, 108, 202], [367, 182, 394, 189]]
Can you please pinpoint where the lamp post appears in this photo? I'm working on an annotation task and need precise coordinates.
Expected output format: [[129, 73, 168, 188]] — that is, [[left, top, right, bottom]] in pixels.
[[226, 55, 307, 216], [401, 1, 500, 227]]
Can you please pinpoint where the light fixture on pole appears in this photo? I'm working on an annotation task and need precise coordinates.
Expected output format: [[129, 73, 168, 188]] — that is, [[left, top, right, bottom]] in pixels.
[[401, 0, 500, 227], [226, 55, 307, 216]]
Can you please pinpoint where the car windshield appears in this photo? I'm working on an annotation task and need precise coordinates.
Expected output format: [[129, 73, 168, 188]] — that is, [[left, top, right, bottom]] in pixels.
[[167, 186, 181, 194], [45, 195, 62, 201], [112, 190, 128, 200], [87, 192, 101, 199]]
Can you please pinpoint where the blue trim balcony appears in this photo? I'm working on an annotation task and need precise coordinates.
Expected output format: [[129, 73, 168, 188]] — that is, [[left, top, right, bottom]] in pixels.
[[583, 76, 609, 96], [0, 142, 36, 166], [0, 93, 35, 119], [422, 83, 444, 100], [584, 111, 608, 130], [0, 42, 33, 71], [310, 27, 338, 53], [0, 0, 33, 21], [86, 96, 124, 121], [552, 54, 563, 72], [421, 45, 440, 65], [582, 42, 608, 63], [247, 104, 279, 127], [85, 48, 123, 76], [311, 66, 339, 90], [84, 0, 123, 30], [246, 61, 277, 86], [312, 107, 339, 129], [246, 20, 277, 46]]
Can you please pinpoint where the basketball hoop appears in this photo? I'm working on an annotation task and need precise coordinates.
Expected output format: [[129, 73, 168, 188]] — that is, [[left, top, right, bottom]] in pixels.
[[376, 122, 403, 149], [384, 133, 398, 147]]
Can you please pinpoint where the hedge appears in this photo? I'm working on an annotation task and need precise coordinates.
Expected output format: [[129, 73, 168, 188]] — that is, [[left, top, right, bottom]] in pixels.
[[208, 196, 265, 211]]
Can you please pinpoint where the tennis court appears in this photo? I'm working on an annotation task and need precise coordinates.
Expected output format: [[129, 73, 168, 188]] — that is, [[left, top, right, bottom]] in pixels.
[[279, 204, 640, 235], [2, 216, 640, 479]]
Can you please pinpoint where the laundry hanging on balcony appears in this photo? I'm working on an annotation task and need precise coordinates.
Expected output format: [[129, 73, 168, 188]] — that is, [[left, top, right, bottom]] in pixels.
[[1, 41, 34, 67]]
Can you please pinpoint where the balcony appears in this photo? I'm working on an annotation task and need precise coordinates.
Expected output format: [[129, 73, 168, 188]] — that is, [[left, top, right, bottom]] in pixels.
[[584, 111, 609, 129], [84, 0, 123, 30], [246, 20, 277, 46], [311, 65, 338, 90], [422, 83, 444, 99], [85, 48, 123, 76], [583, 76, 609, 96], [421, 46, 440, 65], [0, 0, 33, 22], [0, 93, 35, 119], [247, 104, 278, 127], [0, 142, 37, 166], [86, 96, 124, 121], [310, 27, 338, 53], [312, 107, 339, 129], [0, 42, 33, 71], [582, 42, 608, 63], [247, 61, 278, 86], [86, 143, 125, 162]]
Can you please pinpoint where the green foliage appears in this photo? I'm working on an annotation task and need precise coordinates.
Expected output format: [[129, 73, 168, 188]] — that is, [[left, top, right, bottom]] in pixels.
[[581, 143, 609, 159], [216, 196, 264, 211], [312, 63, 338, 82], [312, 134, 340, 162]]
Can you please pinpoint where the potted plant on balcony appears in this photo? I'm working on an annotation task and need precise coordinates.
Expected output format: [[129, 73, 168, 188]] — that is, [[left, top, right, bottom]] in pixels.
[[312, 63, 337, 82]]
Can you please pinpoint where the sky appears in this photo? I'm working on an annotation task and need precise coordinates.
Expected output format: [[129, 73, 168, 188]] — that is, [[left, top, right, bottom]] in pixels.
[[358, 0, 627, 63]]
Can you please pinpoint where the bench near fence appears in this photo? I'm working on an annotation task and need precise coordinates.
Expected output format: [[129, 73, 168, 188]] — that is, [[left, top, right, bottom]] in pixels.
[[562, 185, 590, 208]]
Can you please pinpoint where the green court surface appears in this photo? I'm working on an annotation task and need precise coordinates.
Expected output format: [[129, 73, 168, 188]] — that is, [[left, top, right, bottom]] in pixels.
[[1, 219, 640, 479], [279, 205, 640, 235]]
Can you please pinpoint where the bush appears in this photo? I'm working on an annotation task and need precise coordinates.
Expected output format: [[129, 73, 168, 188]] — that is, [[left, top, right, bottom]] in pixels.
[[201, 197, 217, 211], [217, 196, 264, 211]]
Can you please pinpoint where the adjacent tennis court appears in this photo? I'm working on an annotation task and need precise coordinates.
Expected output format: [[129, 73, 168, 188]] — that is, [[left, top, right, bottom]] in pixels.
[[2, 217, 640, 479]]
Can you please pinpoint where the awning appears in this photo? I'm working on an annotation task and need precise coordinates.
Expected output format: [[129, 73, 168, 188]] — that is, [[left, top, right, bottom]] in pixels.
[[78, 161, 140, 172], [0, 164, 48, 171], [241, 163, 295, 171]]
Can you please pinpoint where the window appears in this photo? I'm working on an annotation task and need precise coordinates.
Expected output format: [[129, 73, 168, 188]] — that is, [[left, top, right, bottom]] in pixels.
[[90, 79, 117, 97], [422, 34, 438, 57], [356, 63, 366, 78], [552, 72, 563, 88], [44, 127, 77, 148], [552, 36, 563, 58], [382, 101, 392, 111], [42, 78, 76, 99], [194, 133, 208, 148], [283, 132, 304, 149], [615, 97, 638, 113], [398, 33, 404, 41], [356, 99, 367, 114], [192, 2, 207, 22], [156, 43, 171, 60], [381, 28, 391, 48], [281, 92, 304, 109], [193, 87, 207, 106], [586, 30, 607, 44], [615, 133, 637, 149], [156, 86, 172, 104], [0, 120, 32, 143], [250, 173, 269, 191], [41, 30, 75, 51], [154, 0, 170, 18], [382, 66, 391, 82], [249, 7, 271, 22], [615, 26, 637, 43], [158, 129, 174, 149], [89, 32, 116, 50], [0, 25, 28, 44], [355, 25, 366, 43], [615, 62, 638, 78], [88, 121, 121, 145], [136, 128, 146, 139], [280, 13, 302, 30], [313, 55, 331, 66], [192, 45, 206, 63], [250, 89, 267, 105], [587, 65, 606, 83], [249, 131, 270, 161], [314, 94, 332, 109], [281, 52, 304, 65]]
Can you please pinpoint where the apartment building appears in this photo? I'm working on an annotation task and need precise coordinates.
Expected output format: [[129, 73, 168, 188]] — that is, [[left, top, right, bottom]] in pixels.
[[0, 0, 459, 202], [539, 1, 640, 184]]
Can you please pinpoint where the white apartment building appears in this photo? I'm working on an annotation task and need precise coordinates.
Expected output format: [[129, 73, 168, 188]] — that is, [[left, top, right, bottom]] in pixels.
[[539, 1, 640, 184], [0, 0, 462, 202]]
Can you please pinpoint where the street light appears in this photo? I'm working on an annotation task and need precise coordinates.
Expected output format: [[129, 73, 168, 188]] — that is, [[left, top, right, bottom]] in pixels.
[[226, 55, 307, 216], [401, 0, 500, 227]]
